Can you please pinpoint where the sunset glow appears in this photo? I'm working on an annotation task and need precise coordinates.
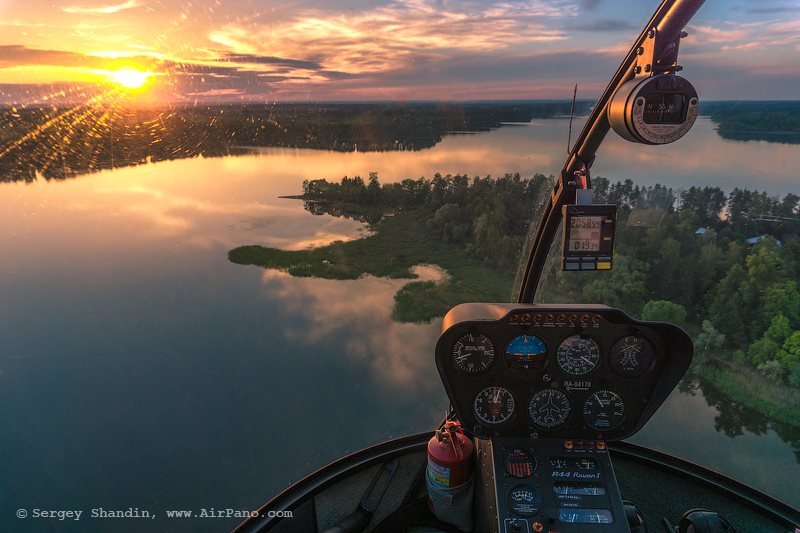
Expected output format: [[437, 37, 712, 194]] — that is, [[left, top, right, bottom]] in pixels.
[[106, 67, 152, 90], [0, 1, 799, 103]]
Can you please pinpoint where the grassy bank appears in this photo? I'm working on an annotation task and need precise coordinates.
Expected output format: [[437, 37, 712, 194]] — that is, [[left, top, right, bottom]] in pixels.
[[228, 209, 514, 323], [693, 355, 800, 427]]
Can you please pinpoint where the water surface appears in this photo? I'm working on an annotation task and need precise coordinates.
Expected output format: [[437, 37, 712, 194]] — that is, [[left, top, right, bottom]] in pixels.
[[1, 119, 798, 531]]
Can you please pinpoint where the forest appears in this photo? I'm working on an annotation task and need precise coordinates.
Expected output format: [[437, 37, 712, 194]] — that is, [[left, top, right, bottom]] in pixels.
[[0, 101, 592, 181], [702, 101, 800, 144], [231, 173, 800, 404], [4, 100, 796, 182]]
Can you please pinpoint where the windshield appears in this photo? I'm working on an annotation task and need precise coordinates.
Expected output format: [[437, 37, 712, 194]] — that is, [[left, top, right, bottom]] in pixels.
[[1, 1, 799, 531]]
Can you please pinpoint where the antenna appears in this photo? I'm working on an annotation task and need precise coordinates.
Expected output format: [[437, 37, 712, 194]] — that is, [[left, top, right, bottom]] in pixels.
[[567, 83, 577, 154]]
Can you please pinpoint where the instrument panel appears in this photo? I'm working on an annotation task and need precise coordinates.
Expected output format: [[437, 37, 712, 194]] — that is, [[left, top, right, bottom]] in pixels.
[[435, 304, 693, 441]]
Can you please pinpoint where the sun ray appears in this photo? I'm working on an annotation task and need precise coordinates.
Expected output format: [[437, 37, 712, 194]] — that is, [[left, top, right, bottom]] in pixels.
[[106, 67, 153, 89]]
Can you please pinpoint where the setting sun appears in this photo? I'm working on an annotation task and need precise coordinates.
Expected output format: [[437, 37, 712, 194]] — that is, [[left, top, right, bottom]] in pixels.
[[107, 67, 152, 89]]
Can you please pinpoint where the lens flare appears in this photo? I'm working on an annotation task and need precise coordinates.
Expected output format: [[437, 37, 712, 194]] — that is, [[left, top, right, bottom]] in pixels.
[[108, 67, 152, 89]]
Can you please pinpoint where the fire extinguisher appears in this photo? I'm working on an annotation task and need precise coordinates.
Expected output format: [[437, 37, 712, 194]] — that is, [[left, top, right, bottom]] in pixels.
[[426, 420, 475, 532]]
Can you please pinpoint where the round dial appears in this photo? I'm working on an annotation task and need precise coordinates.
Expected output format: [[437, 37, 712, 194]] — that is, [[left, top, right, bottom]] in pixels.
[[609, 336, 654, 377], [557, 335, 601, 375], [452, 333, 495, 374], [507, 485, 541, 517], [504, 448, 536, 478], [528, 389, 571, 429], [583, 390, 625, 431], [474, 386, 515, 425], [505, 335, 548, 369]]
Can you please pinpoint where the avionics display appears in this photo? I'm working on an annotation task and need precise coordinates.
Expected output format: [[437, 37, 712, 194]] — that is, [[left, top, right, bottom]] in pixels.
[[567, 216, 603, 252], [561, 205, 617, 271]]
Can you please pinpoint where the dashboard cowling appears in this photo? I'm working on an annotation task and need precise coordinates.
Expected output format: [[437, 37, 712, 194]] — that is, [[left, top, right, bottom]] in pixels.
[[435, 303, 693, 441]]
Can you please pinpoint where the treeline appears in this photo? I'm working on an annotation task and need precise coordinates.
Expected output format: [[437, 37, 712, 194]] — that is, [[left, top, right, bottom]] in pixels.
[[303, 172, 550, 269], [301, 173, 800, 388], [0, 101, 593, 181], [703, 101, 800, 144]]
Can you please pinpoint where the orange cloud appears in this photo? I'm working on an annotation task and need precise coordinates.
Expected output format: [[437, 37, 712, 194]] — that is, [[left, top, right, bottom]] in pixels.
[[689, 24, 749, 43], [207, 1, 571, 75], [62, 0, 140, 15]]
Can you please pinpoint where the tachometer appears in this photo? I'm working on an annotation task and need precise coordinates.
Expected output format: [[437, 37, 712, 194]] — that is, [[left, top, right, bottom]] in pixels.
[[505, 334, 547, 369], [557, 335, 601, 375], [451, 333, 495, 374], [583, 390, 625, 431], [528, 388, 571, 429], [474, 386, 515, 425]]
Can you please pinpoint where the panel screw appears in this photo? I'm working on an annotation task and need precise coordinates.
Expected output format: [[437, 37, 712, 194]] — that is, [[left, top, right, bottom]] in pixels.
[[647, 29, 655, 38], [636, 46, 644, 55], [644, 64, 652, 73], [634, 66, 642, 74]]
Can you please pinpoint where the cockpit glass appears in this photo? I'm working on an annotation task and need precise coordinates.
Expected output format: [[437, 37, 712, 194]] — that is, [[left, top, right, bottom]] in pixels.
[[1, 0, 798, 529]]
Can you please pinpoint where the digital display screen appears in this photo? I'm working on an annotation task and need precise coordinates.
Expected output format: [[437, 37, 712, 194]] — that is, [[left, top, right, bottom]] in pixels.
[[559, 509, 614, 524], [568, 216, 602, 252], [553, 483, 606, 496], [643, 93, 685, 124], [550, 457, 598, 470]]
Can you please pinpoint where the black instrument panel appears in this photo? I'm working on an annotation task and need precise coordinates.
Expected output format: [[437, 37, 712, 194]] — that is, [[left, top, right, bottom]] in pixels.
[[435, 304, 693, 441]]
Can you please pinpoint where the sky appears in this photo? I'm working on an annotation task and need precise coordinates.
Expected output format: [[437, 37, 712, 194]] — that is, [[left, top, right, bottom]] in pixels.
[[0, 0, 798, 103]]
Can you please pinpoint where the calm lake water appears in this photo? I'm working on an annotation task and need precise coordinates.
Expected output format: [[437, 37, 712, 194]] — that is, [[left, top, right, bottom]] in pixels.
[[1, 117, 799, 531]]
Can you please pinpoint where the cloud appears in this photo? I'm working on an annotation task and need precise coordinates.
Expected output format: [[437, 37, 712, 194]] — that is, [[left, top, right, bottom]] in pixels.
[[570, 19, 638, 32], [208, 0, 574, 76], [689, 24, 750, 43], [0, 45, 165, 71], [580, 0, 602, 10], [221, 54, 322, 71], [747, 6, 798, 14], [62, 0, 139, 15]]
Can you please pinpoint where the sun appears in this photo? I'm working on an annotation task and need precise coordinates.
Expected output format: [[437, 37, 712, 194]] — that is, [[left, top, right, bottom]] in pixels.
[[107, 67, 152, 89]]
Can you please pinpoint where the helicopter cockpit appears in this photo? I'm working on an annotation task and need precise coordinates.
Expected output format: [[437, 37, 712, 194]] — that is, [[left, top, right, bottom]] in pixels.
[[435, 303, 692, 532]]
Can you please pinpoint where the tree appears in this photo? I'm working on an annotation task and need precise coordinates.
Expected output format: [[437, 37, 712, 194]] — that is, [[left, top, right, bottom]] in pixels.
[[708, 263, 749, 347], [641, 300, 687, 324], [680, 186, 725, 227], [582, 255, 649, 315], [747, 314, 791, 367], [777, 331, 800, 388], [695, 320, 726, 355]]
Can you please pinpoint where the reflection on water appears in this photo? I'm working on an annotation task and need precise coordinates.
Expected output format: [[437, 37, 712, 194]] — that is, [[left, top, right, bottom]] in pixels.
[[1, 121, 799, 531], [258, 268, 443, 386], [632, 375, 800, 504], [242, 117, 800, 194]]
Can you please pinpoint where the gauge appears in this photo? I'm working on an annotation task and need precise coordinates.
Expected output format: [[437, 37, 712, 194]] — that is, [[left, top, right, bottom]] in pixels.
[[507, 485, 541, 517], [505, 334, 547, 369], [609, 336, 655, 378], [451, 333, 495, 374], [608, 74, 699, 145], [583, 390, 625, 431], [474, 387, 515, 425], [557, 335, 601, 375], [528, 389, 571, 429], [504, 448, 535, 478]]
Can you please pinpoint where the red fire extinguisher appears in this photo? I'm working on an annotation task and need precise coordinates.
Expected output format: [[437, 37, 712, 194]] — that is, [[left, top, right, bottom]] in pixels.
[[426, 420, 474, 531]]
